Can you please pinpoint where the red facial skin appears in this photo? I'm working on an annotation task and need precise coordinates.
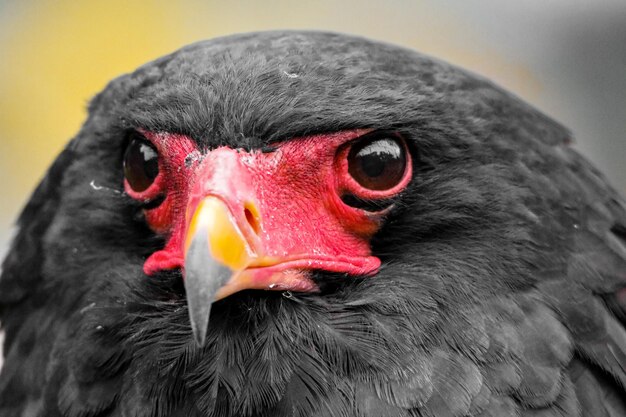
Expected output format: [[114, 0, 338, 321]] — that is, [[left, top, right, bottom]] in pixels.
[[124, 129, 413, 294]]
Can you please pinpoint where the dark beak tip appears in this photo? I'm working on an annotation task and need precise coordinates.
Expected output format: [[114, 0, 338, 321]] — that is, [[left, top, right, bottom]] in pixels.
[[192, 321, 208, 347], [184, 230, 233, 348], [187, 292, 211, 348]]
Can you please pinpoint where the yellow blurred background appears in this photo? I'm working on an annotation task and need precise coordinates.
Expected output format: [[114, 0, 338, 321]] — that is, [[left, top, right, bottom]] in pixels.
[[1, 0, 625, 258]]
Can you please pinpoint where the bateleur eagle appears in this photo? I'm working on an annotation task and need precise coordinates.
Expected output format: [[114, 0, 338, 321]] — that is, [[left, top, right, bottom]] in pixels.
[[1, 31, 625, 417]]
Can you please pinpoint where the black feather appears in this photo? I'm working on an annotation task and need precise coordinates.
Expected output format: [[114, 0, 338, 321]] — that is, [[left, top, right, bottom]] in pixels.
[[1, 31, 625, 417]]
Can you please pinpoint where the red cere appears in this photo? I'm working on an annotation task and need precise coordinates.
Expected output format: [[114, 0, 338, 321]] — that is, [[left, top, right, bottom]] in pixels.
[[125, 129, 412, 281]]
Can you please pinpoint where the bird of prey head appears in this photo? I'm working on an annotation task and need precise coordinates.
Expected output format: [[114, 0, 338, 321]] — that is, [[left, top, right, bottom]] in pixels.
[[1, 31, 625, 417]]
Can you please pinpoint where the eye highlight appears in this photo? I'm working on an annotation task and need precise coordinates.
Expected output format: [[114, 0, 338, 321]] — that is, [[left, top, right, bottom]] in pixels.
[[123, 133, 160, 192], [347, 134, 407, 191]]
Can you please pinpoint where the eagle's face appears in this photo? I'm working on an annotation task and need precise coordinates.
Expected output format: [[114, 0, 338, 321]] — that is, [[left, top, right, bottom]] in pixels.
[[122, 128, 412, 343], [45, 30, 552, 398], [4, 31, 610, 417]]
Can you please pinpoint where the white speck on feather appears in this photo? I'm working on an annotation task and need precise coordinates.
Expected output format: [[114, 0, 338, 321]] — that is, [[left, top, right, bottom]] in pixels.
[[90, 180, 121, 194], [90, 180, 103, 190], [80, 302, 97, 314], [283, 70, 299, 78]]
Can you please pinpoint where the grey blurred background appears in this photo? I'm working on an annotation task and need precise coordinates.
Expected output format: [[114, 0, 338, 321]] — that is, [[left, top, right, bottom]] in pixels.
[[0, 0, 625, 260]]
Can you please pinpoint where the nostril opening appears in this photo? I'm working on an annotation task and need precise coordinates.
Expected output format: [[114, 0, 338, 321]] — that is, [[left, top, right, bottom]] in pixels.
[[244, 204, 261, 236]]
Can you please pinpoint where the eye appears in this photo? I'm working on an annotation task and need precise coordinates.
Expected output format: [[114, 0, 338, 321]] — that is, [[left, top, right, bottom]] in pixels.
[[123, 133, 159, 192], [347, 134, 407, 191]]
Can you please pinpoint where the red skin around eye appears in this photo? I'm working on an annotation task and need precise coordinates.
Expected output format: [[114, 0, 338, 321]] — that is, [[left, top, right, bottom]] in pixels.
[[124, 129, 412, 282], [124, 131, 198, 271], [334, 133, 413, 201]]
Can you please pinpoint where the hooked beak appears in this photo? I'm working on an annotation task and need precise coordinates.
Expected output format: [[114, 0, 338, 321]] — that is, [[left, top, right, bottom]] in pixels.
[[183, 196, 257, 346]]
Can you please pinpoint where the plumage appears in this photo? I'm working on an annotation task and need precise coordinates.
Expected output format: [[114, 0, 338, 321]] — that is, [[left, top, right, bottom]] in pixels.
[[0, 31, 625, 417]]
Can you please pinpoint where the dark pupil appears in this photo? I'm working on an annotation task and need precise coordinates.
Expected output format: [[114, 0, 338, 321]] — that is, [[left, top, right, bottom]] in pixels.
[[348, 137, 406, 190], [124, 138, 159, 192]]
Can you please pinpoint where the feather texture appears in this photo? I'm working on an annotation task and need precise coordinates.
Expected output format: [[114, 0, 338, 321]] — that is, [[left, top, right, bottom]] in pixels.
[[1, 31, 625, 416]]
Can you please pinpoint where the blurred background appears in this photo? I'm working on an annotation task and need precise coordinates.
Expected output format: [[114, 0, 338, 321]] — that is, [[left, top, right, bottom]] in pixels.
[[1, 0, 625, 259]]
